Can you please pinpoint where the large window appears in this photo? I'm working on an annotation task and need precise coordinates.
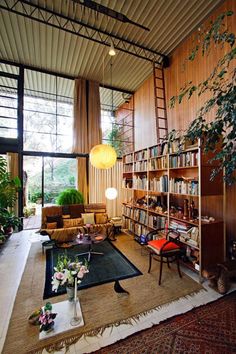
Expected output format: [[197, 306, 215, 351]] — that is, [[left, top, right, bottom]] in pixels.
[[0, 65, 19, 139], [100, 88, 134, 157], [23, 71, 74, 153]]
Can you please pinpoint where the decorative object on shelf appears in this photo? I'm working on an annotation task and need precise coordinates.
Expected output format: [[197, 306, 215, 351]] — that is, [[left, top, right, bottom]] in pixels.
[[105, 187, 118, 200], [183, 199, 189, 220], [52, 254, 89, 301], [90, 144, 117, 169], [39, 302, 57, 333]]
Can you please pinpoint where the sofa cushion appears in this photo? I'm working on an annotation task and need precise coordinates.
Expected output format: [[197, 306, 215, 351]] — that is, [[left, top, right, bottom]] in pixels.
[[63, 218, 83, 228], [46, 222, 57, 229], [95, 213, 108, 224], [46, 215, 63, 228], [84, 203, 106, 214], [81, 213, 95, 224], [69, 204, 85, 218]]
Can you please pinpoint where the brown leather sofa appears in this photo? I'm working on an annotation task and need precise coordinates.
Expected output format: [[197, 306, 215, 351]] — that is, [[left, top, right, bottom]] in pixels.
[[40, 203, 113, 243]]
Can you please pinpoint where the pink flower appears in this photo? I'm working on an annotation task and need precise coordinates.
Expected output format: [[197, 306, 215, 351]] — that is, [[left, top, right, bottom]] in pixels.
[[55, 272, 64, 280]]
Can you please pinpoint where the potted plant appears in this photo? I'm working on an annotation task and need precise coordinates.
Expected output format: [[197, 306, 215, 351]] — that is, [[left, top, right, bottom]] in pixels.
[[56, 188, 84, 205], [0, 209, 22, 236]]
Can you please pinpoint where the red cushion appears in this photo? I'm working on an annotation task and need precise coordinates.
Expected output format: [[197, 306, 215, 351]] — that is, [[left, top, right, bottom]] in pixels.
[[148, 238, 180, 252]]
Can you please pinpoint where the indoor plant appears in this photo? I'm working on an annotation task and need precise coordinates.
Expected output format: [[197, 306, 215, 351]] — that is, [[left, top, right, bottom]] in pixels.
[[52, 254, 89, 301], [169, 11, 236, 185], [0, 209, 22, 236], [56, 188, 84, 205]]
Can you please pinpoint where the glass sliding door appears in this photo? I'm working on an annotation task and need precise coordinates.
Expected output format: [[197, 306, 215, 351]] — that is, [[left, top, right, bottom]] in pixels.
[[23, 155, 77, 229], [23, 156, 43, 229], [43, 157, 77, 206]]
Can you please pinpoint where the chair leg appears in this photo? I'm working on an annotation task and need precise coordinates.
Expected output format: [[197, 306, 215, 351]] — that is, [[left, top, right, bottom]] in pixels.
[[159, 256, 163, 285], [167, 257, 170, 268], [176, 256, 182, 278], [148, 251, 152, 273]]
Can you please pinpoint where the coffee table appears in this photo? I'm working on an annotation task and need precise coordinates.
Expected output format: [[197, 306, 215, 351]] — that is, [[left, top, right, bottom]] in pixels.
[[73, 233, 106, 261]]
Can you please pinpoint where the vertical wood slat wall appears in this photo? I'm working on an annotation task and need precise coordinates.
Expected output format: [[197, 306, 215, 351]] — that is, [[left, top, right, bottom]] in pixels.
[[164, 0, 236, 243]]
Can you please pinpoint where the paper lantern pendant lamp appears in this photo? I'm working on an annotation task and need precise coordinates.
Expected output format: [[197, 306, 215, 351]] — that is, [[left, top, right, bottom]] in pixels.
[[105, 187, 118, 200], [90, 144, 117, 169]]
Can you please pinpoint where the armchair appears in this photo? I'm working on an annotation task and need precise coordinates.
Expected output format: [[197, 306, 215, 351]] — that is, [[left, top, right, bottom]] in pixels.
[[147, 228, 182, 285]]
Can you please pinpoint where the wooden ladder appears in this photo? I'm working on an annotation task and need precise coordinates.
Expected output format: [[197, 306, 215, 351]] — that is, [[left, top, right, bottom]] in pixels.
[[153, 62, 168, 143]]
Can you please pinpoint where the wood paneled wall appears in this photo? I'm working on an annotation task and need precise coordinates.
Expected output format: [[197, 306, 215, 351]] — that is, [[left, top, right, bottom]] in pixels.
[[134, 75, 156, 151], [133, 0, 236, 242], [164, 0, 236, 241]]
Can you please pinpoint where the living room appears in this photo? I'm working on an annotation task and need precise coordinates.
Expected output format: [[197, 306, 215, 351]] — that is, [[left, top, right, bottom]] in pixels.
[[0, 0, 236, 353]]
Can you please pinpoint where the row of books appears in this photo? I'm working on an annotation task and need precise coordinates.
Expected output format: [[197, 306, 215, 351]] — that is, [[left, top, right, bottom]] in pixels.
[[149, 175, 168, 192], [169, 151, 198, 168], [133, 175, 148, 190], [123, 164, 133, 172], [148, 215, 166, 229], [133, 209, 147, 224], [122, 205, 133, 218], [149, 143, 168, 158], [134, 149, 148, 161], [169, 178, 199, 195], [149, 156, 167, 170], [169, 220, 199, 248], [124, 154, 133, 163], [134, 160, 147, 172]]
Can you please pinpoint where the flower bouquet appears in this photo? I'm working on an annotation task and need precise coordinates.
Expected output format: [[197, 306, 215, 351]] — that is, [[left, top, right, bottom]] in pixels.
[[52, 254, 89, 296]]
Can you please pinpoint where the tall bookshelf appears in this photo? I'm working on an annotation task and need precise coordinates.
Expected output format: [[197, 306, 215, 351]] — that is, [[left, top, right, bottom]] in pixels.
[[122, 140, 225, 276]]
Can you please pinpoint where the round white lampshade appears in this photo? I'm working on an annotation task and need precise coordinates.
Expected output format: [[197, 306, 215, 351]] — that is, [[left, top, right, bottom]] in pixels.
[[105, 187, 118, 200], [90, 144, 117, 169]]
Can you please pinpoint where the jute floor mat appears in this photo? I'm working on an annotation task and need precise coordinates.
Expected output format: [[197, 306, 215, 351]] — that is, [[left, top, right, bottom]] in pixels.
[[3, 233, 203, 354]]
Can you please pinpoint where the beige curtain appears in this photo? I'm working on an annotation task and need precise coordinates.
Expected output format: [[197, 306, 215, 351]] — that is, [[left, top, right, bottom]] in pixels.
[[73, 78, 102, 203], [6, 152, 19, 215], [89, 160, 132, 218]]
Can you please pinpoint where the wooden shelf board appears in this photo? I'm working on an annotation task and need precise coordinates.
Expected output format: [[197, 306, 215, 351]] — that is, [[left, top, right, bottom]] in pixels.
[[169, 215, 199, 226], [149, 154, 167, 159], [169, 192, 199, 197], [169, 166, 198, 170], [148, 190, 168, 194], [180, 260, 199, 273], [149, 168, 167, 172], [134, 170, 147, 173]]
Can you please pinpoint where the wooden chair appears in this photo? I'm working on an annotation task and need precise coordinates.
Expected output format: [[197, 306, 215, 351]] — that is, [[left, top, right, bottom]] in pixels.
[[147, 229, 182, 285]]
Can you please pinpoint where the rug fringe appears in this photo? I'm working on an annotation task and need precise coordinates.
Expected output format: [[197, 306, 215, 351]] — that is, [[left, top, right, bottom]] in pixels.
[[29, 288, 206, 354]]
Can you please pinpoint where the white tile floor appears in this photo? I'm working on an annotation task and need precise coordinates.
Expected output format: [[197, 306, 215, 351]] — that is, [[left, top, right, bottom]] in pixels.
[[0, 230, 235, 354]]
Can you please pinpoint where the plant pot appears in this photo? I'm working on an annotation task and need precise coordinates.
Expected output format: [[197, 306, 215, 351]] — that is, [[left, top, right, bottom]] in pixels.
[[4, 226, 13, 237], [66, 286, 74, 302]]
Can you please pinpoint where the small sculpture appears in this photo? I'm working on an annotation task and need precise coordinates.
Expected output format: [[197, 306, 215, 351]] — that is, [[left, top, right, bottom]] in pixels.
[[183, 199, 189, 220], [39, 302, 57, 333]]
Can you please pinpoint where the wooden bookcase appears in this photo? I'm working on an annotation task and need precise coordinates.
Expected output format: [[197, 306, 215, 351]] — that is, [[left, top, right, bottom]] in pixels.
[[122, 140, 225, 276]]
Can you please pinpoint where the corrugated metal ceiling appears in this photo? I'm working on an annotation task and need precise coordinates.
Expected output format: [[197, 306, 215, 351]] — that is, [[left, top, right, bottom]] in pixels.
[[0, 0, 223, 97]]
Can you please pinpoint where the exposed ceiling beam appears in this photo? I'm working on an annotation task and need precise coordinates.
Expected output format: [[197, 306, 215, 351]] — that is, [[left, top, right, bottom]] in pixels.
[[0, 0, 167, 64], [74, 0, 150, 31]]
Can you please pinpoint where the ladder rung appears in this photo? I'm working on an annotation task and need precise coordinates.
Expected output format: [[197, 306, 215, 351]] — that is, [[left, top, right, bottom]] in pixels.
[[155, 76, 163, 80], [158, 127, 168, 130], [156, 117, 167, 120], [156, 106, 166, 109], [156, 96, 164, 100]]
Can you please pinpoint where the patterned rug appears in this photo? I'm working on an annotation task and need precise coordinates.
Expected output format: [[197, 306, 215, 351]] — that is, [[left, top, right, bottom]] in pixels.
[[93, 290, 236, 354]]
